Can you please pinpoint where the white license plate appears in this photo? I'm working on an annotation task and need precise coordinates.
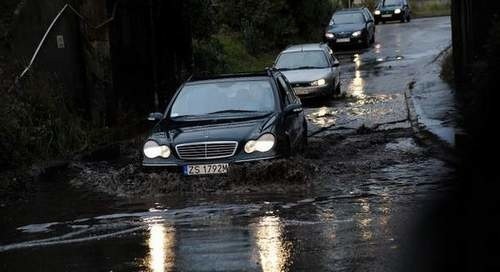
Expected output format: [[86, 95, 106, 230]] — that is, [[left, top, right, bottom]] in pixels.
[[183, 163, 229, 176], [337, 38, 350, 43], [382, 14, 392, 18]]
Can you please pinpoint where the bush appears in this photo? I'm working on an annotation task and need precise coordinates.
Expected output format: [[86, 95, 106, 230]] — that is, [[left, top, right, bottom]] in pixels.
[[410, 0, 451, 18], [216, 34, 275, 73], [0, 73, 89, 170], [354, 0, 378, 11], [192, 38, 227, 74], [190, 0, 336, 74]]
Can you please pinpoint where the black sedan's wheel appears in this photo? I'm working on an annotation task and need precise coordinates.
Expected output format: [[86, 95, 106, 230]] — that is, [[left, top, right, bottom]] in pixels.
[[330, 82, 341, 98], [299, 120, 308, 154], [335, 83, 341, 96], [364, 37, 371, 48], [407, 15, 411, 22], [370, 33, 375, 44]]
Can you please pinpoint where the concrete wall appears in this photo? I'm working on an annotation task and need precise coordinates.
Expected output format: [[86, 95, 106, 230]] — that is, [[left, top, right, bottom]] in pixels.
[[8, 0, 193, 125], [451, 0, 500, 90], [10, 0, 86, 101]]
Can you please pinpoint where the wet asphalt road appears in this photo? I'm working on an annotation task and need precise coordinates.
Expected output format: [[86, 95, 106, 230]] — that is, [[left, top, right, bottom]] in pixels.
[[0, 17, 454, 271]]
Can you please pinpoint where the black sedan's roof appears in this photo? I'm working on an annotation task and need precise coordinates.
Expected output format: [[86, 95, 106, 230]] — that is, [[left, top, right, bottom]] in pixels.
[[185, 71, 276, 86], [335, 8, 365, 14]]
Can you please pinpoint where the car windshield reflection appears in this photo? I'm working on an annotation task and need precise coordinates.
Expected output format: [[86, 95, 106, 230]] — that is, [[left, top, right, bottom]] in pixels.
[[170, 80, 276, 119], [380, 0, 402, 7], [276, 51, 329, 70], [331, 13, 365, 24]]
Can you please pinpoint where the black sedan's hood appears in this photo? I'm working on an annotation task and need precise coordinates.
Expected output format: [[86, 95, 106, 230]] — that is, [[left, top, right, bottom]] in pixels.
[[151, 114, 278, 145], [327, 23, 365, 34]]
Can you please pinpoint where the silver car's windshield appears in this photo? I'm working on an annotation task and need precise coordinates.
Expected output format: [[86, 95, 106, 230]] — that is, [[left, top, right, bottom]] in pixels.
[[332, 13, 365, 24], [170, 80, 276, 118], [276, 51, 329, 70]]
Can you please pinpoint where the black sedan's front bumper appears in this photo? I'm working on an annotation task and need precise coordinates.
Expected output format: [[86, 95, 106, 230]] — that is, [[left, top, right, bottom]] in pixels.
[[325, 34, 366, 47], [292, 84, 332, 98], [375, 12, 404, 22], [142, 151, 280, 168]]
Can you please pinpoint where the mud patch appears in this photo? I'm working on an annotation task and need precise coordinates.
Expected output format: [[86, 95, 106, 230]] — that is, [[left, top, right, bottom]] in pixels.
[[69, 127, 448, 199], [71, 158, 317, 198]]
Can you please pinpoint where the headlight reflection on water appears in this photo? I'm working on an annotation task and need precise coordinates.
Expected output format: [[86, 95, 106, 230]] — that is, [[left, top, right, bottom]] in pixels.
[[253, 216, 292, 272], [147, 224, 176, 272]]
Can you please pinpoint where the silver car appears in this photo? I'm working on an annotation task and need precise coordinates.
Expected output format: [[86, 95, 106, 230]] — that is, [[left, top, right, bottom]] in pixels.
[[274, 43, 341, 98]]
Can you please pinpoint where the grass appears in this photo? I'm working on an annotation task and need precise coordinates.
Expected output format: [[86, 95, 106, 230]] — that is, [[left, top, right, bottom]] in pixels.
[[410, 0, 451, 18], [216, 34, 276, 73]]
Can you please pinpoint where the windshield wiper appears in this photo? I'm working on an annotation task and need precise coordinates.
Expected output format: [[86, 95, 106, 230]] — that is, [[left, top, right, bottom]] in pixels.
[[207, 110, 262, 115], [295, 66, 327, 70]]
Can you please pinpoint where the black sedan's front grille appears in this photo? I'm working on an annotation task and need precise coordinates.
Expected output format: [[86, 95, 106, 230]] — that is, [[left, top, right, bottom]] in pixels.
[[292, 82, 312, 88], [176, 142, 238, 160], [335, 32, 352, 39]]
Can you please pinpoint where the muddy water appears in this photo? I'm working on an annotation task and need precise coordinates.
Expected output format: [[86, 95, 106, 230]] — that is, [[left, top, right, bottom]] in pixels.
[[0, 183, 449, 271], [0, 17, 455, 271], [0, 130, 454, 271]]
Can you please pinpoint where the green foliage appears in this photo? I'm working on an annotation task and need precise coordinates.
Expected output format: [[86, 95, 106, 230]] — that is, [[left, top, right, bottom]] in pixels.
[[216, 0, 299, 54], [410, 0, 451, 18], [216, 34, 275, 73], [288, 0, 335, 42], [189, 0, 219, 40], [192, 37, 227, 74], [191, 0, 336, 74], [355, 0, 378, 11]]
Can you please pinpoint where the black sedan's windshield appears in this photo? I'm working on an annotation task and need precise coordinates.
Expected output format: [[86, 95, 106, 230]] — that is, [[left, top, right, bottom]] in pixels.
[[380, 0, 402, 7], [276, 51, 329, 70], [170, 80, 276, 118], [332, 13, 365, 24]]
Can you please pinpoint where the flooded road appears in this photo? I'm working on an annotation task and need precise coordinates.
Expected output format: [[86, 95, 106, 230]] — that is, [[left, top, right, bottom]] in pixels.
[[0, 17, 455, 271], [305, 16, 452, 137]]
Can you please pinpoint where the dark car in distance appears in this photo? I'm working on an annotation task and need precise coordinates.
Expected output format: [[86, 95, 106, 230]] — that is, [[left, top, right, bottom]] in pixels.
[[142, 70, 307, 176], [324, 8, 376, 48], [374, 0, 411, 24]]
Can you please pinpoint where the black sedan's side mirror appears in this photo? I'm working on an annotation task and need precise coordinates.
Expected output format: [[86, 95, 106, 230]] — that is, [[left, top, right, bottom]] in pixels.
[[148, 112, 164, 122], [284, 104, 303, 115]]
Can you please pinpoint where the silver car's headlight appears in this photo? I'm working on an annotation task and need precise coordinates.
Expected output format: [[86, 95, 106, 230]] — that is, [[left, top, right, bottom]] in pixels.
[[325, 32, 335, 39], [374, 10, 381, 15], [352, 31, 362, 38], [395, 8, 402, 14], [311, 79, 327, 87], [244, 134, 276, 154], [144, 141, 171, 159]]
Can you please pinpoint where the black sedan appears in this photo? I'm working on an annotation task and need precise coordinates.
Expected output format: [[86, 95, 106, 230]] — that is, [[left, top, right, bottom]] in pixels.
[[373, 0, 411, 24], [142, 70, 307, 175], [324, 8, 376, 48]]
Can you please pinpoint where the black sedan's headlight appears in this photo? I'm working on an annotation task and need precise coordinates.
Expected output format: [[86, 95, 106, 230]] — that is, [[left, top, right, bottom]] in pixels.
[[244, 134, 276, 154], [352, 31, 362, 38], [143, 141, 171, 159]]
